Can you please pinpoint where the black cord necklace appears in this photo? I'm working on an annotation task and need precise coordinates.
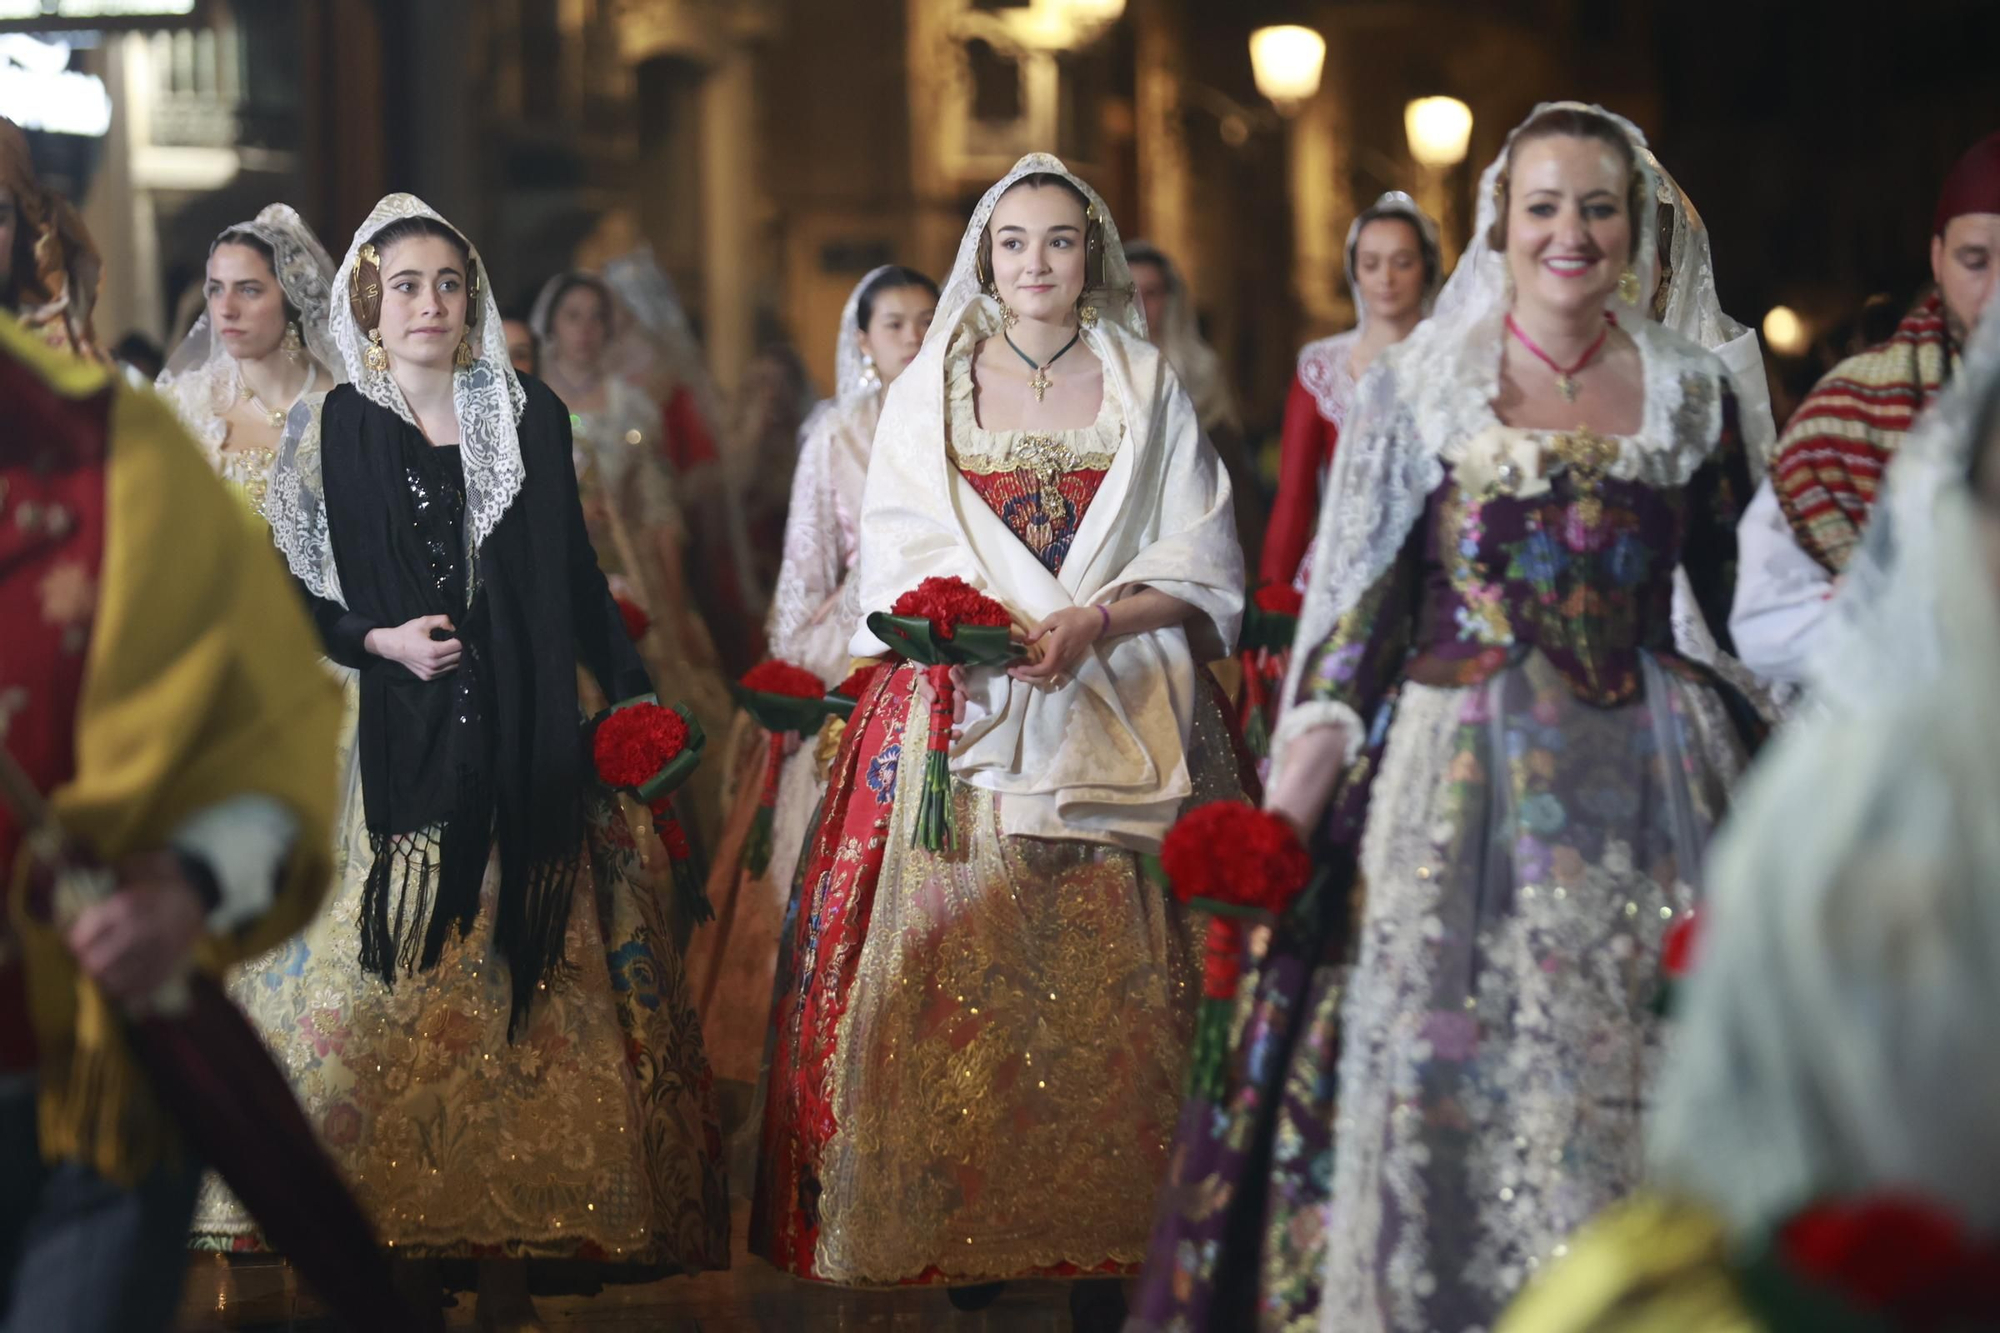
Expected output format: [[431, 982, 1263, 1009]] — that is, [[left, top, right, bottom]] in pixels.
[[1003, 327, 1082, 402]]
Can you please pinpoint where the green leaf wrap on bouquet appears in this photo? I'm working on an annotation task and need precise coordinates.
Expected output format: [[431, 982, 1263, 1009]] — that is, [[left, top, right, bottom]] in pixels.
[[864, 613, 1021, 854], [729, 683, 848, 738]]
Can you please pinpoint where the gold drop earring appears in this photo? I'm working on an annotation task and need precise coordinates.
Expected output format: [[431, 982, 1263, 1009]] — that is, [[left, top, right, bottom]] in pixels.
[[281, 320, 304, 362], [454, 336, 476, 371], [1616, 267, 1641, 306], [364, 328, 389, 373]]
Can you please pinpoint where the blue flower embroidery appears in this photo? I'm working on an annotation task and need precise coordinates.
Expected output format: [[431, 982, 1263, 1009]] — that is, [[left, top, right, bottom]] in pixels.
[[606, 939, 662, 1010], [1513, 529, 1568, 586], [866, 741, 901, 800], [1607, 532, 1652, 588], [259, 936, 310, 991]]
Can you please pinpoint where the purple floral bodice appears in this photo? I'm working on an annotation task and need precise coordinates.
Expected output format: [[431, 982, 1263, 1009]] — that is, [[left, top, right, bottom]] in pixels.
[[1298, 392, 1748, 718]]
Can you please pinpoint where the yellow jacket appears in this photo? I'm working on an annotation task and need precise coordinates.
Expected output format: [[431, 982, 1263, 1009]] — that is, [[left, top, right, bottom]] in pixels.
[[3, 314, 342, 1182]]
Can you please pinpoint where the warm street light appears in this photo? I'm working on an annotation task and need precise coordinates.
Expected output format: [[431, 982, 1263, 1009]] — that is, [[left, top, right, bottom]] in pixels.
[[1004, 0, 1125, 50], [1061, 0, 1127, 27], [1763, 305, 1809, 356], [1405, 96, 1473, 168], [1249, 25, 1325, 116]]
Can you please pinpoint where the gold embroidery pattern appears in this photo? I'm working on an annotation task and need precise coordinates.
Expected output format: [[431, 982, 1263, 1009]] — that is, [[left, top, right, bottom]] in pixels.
[[948, 433, 1118, 543], [192, 675, 728, 1268], [947, 431, 1119, 480], [215, 444, 278, 511], [1541, 428, 1620, 531], [810, 686, 1245, 1283]]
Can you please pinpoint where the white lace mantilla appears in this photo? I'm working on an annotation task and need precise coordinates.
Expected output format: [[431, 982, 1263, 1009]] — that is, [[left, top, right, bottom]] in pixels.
[[156, 203, 343, 475], [264, 394, 344, 603], [325, 194, 526, 572], [1296, 330, 1361, 426]]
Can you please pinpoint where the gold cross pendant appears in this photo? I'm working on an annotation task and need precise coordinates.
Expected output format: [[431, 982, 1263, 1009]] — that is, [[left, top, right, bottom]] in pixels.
[[1557, 374, 1580, 403], [1029, 366, 1052, 402]]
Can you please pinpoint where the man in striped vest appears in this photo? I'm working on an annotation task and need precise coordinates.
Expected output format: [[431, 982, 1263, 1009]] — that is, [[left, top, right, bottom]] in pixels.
[[1730, 131, 2000, 689]]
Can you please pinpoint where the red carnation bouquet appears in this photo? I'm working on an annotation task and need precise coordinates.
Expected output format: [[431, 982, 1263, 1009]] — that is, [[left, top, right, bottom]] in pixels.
[[1238, 583, 1304, 759], [729, 659, 842, 876], [591, 695, 711, 924], [1159, 801, 1313, 1099], [866, 576, 1020, 853], [1732, 1194, 2000, 1332]]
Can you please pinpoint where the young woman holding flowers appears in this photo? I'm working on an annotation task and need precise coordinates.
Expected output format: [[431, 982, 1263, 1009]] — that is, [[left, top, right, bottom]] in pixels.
[[751, 155, 1245, 1330], [260, 195, 725, 1328]]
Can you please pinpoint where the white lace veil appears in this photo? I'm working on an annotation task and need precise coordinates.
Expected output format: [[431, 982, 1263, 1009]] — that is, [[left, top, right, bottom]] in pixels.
[[925, 151, 1145, 356], [1640, 158, 1782, 697], [155, 204, 343, 441], [1124, 240, 1233, 430], [601, 245, 726, 435], [1343, 190, 1444, 331], [835, 264, 893, 402], [1648, 332, 2000, 1230], [792, 265, 898, 450], [266, 193, 526, 603], [1646, 154, 1777, 471]]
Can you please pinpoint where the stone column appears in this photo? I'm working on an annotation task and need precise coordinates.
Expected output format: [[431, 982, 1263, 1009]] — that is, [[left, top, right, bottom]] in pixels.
[[81, 34, 160, 344], [1132, 0, 1194, 277], [698, 46, 755, 395]]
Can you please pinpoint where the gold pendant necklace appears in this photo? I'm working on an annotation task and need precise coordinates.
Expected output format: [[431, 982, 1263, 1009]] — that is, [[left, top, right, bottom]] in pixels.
[[1004, 327, 1082, 403]]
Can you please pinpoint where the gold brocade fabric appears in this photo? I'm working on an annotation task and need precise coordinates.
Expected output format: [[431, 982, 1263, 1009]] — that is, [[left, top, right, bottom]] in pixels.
[[212, 443, 277, 516], [810, 686, 1243, 1284], [191, 673, 729, 1268]]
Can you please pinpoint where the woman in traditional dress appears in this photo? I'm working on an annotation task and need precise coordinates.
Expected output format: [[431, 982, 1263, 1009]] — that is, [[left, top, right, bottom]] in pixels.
[[1149, 105, 1755, 1333], [1131, 128, 1772, 1331], [161, 206, 345, 1264], [257, 195, 726, 1330], [532, 269, 734, 842], [1503, 307, 2000, 1333], [602, 246, 765, 673], [155, 204, 341, 519], [1261, 193, 1442, 593], [1125, 241, 1263, 563], [690, 264, 936, 1140], [751, 153, 1246, 1330]]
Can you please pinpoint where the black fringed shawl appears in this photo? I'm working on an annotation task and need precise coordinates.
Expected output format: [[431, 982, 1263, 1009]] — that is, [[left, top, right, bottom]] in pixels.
[[305, 377, 650, 1032]]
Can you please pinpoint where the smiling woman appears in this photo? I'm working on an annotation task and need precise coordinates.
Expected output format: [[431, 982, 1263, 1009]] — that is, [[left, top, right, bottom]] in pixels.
[[1130, 104, 1763, 1333]]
